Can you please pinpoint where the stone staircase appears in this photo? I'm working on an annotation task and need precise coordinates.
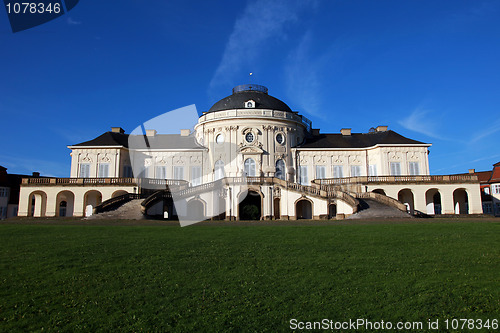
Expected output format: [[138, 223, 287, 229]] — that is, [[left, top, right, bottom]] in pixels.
[[348, 199, 412, 219], [87, 199, 145, 220]]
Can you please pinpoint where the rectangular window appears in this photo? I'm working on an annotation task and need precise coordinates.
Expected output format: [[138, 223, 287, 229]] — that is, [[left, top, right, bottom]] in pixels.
[[315, 165, 326, 179], [409, 162, 420, 175], [156, 166, 167, 179], [299, 166, 308, 185], [484, 187, 490, 195], [123, 165, 133, 178], [390, 162, 401, 176], [98, 163, 109, 178], [368, 165, 377, 177], [0, 188, 6, 197], [333, 165, 343, 178], [79, 163, 91, 178], [174, 166, 184, 180], [351, 165, 361, 177], [191, 166, 202, 186], [492, 184, 500, 195], [483, 203, 492, 214]]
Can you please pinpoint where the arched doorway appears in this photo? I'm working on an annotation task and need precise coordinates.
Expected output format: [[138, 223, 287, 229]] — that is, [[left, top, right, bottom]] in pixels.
[[273, 198, 280, 219], [425, 189, 441, 215], [372, 189, 386, 195], [112, 190, 128, 198], [216, 197, 226, 220], [238, 191, 261, 220], [187, 199, 205, 221], [84, 190, 102, 217], [56, 190, 75, 217], [453, 189, 469, 214], [28, 191, 47, 217], [296, 199, 312, 219], [398, 189, 414, 214], [328, 203, 337, 219]]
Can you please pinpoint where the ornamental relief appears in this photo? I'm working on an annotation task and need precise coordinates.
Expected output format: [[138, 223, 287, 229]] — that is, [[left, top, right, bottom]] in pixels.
[[155, 156, 167, 165], [99, 155, 111, 163], [173, 156, 185, 165], [407, 152, 419, 160], [275, 145, 286, 152], [388, 152, 401, 160], [273, 186, 281, 197], [333, 156, 343, 164], [190, 156, 202, 164], [349, 155, 361, 164], [314, 155, 327, 164], [274, 154, 286, 161], [81, 154, 92, 163]]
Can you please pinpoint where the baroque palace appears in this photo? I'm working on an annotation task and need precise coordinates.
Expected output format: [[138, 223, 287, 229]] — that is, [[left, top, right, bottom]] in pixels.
[[18, 84, 481, 220]]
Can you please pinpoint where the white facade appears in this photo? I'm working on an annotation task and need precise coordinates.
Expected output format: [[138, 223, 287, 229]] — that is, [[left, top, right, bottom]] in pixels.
[[18, 84, 482, 220]]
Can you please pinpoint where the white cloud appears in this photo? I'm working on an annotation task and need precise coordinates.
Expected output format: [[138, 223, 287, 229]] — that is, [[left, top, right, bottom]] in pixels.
[[284, 31, 342, 119], [67, 17, 81, 25], [209, 0, 314, 94], [398, 108, 447, 140], [470, 118, 500, 143]]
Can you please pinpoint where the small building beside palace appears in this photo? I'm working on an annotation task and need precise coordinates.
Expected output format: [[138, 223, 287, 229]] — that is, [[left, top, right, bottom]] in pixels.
[[18, 84, 482, 220], [462, 162, 500, 216]]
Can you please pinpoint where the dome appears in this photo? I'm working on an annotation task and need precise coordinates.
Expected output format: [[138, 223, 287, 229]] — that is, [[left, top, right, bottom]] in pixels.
[[208, 84, 292, 113]]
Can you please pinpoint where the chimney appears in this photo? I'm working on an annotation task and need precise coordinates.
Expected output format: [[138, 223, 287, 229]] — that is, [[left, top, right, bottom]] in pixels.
[[468, 169, 475, 174], [32, 172, 40, 177], [376, 125, 388, 132], [340, 128, 351, 136], [146, 129, 157, 137], [180, 129, 190, 136], [111, 127, 125, 134], [312, 129, 320, 136]]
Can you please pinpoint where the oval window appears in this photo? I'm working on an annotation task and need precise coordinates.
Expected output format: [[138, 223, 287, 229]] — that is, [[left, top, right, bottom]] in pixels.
[[216, 134, 224, 144], [245, 132, 254, 143], [276, 133, 284, 144]]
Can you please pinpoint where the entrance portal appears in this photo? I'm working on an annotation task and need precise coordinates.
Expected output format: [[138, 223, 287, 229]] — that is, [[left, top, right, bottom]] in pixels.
[[239, 191, 261, 220]]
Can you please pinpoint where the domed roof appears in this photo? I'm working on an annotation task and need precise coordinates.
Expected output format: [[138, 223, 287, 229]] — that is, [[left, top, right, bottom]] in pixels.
[[208, 84, 292, 113]]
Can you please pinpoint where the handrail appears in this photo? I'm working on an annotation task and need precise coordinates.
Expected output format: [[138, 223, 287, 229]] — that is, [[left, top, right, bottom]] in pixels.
[[141, 190, 173, 208], [94, 192, 142, 214], [353, 192, 407, 212], [140, 177, 360, 212], [313, 174, 479, 186]]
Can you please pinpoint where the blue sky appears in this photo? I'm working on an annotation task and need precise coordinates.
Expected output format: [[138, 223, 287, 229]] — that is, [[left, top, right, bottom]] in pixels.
[[1, 0, 499, 177]]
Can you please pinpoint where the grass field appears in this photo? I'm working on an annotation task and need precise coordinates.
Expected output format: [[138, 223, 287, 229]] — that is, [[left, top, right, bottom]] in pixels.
[[0, 219, 499, 332]]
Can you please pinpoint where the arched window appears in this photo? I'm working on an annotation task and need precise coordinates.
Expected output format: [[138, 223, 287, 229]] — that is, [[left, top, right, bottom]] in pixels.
[[244, 158, 256, 177], [275, 159, 285, 180], [214, 160, 225, 180]]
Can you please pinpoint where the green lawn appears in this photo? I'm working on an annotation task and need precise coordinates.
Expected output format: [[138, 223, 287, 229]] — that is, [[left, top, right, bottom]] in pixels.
[[0, 220, 499, 332]]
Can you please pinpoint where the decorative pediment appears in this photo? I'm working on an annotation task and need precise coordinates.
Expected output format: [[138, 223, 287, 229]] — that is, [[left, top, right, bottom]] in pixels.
[[239, 146, 264, 154]]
